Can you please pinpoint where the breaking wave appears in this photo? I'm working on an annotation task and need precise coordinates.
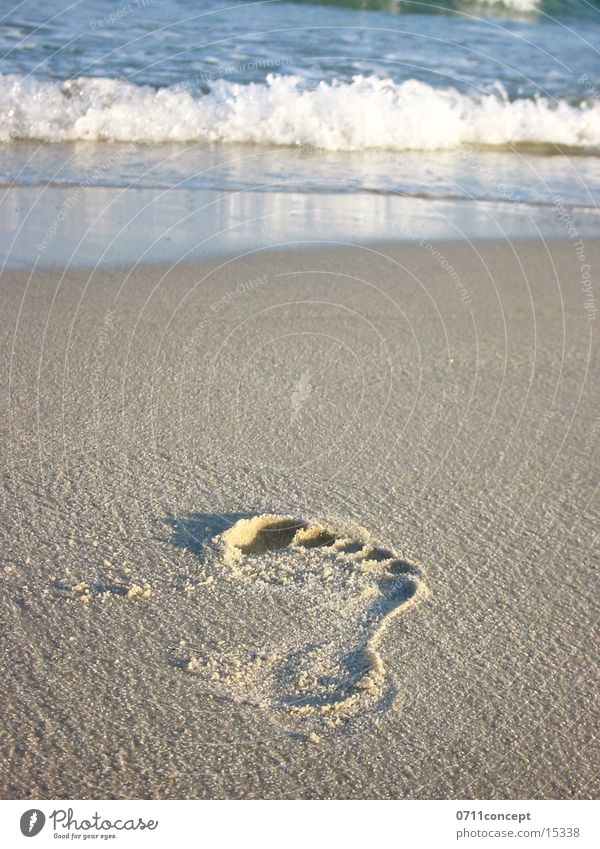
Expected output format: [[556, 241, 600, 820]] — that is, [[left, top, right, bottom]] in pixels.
[[2, 73, 599, 152]]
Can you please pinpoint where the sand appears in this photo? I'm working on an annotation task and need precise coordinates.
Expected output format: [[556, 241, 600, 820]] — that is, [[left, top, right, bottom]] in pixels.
[[1, 238, 599, 799]]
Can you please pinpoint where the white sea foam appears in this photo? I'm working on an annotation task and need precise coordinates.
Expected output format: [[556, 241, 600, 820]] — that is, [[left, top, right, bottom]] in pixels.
[[1, 74, 598, 151]]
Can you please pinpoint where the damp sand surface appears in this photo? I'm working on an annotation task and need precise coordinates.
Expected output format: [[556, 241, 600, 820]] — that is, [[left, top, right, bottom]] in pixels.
[[1, 239, 599, 799]]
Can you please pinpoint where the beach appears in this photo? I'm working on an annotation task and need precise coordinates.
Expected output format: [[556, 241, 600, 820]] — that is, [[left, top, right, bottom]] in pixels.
[[1, 237, 598, 799], [1, 0, 599, 809]]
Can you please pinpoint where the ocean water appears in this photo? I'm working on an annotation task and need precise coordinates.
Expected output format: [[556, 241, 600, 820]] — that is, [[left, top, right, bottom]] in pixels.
[[1, 0, 599, 263]]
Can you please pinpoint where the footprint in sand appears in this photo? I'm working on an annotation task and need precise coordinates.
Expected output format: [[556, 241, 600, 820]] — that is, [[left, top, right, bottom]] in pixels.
[[177, 514, 428, 718]]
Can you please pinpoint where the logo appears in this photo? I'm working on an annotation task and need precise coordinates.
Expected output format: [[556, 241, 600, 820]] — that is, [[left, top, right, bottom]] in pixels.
[[20, 810, 45, 837]]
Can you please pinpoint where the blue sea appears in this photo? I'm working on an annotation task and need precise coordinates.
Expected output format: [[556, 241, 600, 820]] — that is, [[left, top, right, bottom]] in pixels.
[[1, 0, 599, 265]]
